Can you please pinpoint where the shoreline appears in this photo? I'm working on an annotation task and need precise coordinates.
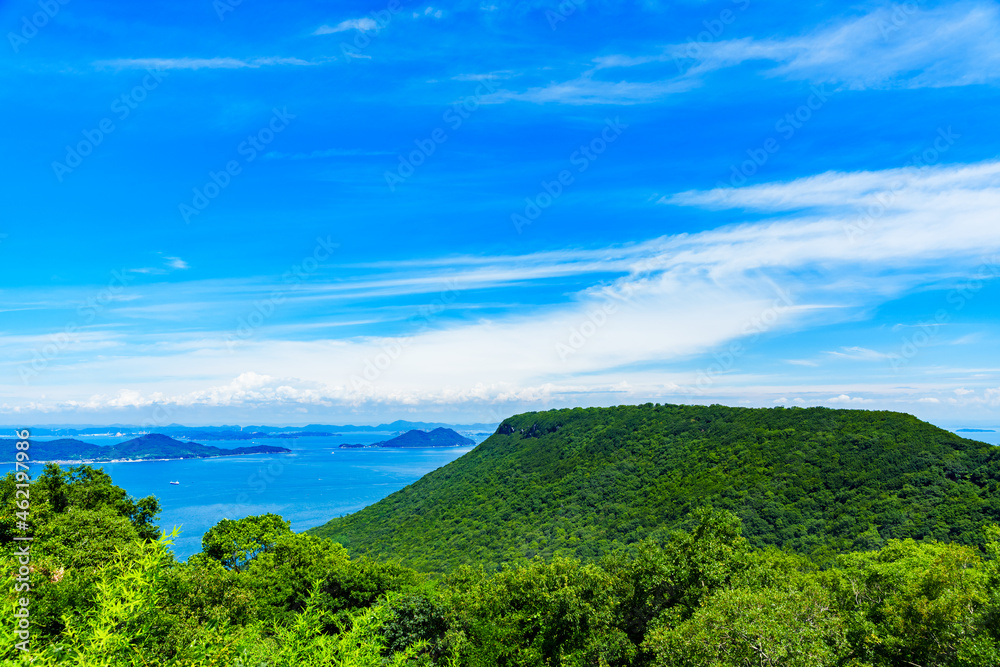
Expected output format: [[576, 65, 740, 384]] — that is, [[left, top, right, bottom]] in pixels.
[[8, 452, 292, 465]]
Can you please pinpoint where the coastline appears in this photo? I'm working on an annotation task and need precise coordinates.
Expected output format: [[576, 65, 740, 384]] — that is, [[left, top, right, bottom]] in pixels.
[[11, 452, 292, 465]]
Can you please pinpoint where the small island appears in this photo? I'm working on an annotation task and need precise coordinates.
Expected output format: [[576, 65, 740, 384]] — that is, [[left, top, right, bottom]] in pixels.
[[1, 433, 291, 463], [171, 429, 335, 440], [340, 427, 474, 449]]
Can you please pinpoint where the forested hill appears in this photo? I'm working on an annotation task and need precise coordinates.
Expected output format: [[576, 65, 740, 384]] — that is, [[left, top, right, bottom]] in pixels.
[[339, 428, 475, 448], [310, 403, 1000, 571], [378, 427, 474, 447]]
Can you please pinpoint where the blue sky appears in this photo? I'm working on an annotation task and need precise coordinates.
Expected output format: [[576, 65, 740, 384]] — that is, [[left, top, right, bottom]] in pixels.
[[2, 0, 999, 426]]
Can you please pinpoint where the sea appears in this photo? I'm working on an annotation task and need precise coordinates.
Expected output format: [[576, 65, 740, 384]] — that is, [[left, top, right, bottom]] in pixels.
[[951, 429, 1000, 446], [5, 432, 487, 561]]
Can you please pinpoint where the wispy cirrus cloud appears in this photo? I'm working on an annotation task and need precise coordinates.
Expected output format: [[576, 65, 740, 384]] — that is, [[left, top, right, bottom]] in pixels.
[[825, 346, 892, 362], [264, 148, 394, 160], [313, 18, 378, 34], [128, 255, 191, 276], [6, 160, 1000, 420], [487, 3, 1000, 105], [482, 76, 699, 105], [94, 57, 316, 70]]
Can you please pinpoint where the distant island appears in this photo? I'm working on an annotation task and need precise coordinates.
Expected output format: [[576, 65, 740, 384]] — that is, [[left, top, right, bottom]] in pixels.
[[339, 427, 475, 449], [0, 433, 291, 463], [170, 430, 336, 441], [957, 428, 996, 432], [19, 420, 496, 439]]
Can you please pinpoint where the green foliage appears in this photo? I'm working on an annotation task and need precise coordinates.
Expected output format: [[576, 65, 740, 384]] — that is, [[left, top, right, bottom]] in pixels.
[[241, 532, 419, 632], [602, 507, 754, 654], [1, 533, 429, 667], [200, 512, 291, 571], [644, 582, 846, 667], [310, 404, 1000, 570], [0, 464, 164, 645], [382, 590, 451, 662], [4, 499, 1000, 666], [443, 555, 634, 666], [5, 407, 1000, 666], [1, 464, 160, 544], [825, 538, 1000, 666]]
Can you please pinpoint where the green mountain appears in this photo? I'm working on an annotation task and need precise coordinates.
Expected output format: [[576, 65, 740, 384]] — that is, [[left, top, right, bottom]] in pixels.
[[340, 427, 475, 449], [310, 403, 1000, 570], [1, 433, 290, 462], [380, 427, 475, 447]]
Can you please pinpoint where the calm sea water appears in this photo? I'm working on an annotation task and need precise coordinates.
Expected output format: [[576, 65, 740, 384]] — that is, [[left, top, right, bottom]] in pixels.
[[7, 433, 485, 560], [948, 429, 1000, 446]]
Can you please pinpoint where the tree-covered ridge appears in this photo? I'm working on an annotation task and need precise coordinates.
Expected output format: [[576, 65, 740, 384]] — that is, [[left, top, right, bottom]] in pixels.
[[310, 404, 1000, 570], [378, 427, 475, 448], [341, 428, 475, 449]]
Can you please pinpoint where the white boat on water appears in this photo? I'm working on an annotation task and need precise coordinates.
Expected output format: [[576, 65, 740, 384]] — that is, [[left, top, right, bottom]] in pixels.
[[169, 481, 180, 485]]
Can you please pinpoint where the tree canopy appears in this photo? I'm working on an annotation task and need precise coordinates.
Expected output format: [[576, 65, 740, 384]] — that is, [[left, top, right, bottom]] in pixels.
[[310, 404, 1000, 570]]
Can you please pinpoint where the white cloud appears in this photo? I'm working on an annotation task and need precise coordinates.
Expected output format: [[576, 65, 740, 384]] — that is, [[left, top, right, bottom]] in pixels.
[[826, 346, 891, 362], [128, 255, 190, 275], [986, 387, 1000, 406], [314, 18, 379, 34], [413, 7, 443, 19], [762, 3, 1000, 89], [494, 3, 1000, 105], [827, 394, 872, 404], [661, 161, 1000, 272], [6, 160, 1000, 419], [667, 3, 1000, 90], [481, 76, 698, 106], [452, 71, 515, 82], [95, 57, 315, 70]]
